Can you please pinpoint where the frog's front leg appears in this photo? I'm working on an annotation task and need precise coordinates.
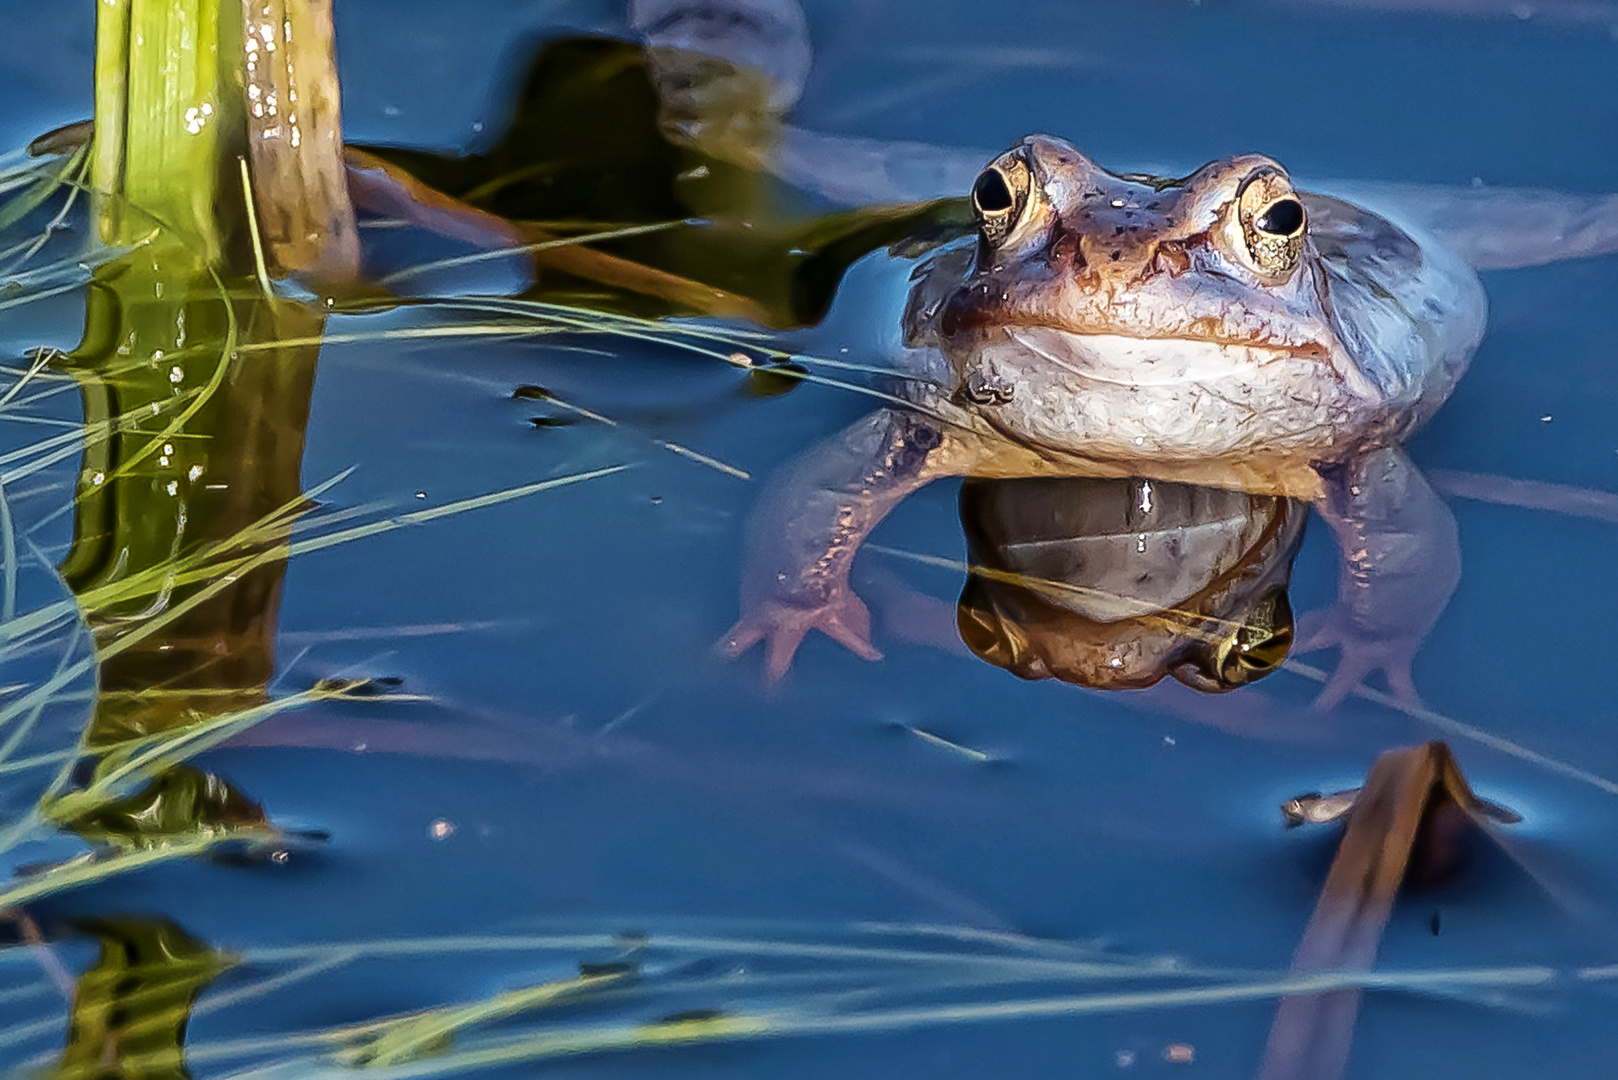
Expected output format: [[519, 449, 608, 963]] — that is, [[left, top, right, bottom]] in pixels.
[[1301, 447, 1461, 710], [719, 406, 976, 680]]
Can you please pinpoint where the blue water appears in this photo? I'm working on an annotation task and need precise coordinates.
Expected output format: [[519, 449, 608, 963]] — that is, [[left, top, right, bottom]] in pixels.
[[1, 2, 1617, 1077]]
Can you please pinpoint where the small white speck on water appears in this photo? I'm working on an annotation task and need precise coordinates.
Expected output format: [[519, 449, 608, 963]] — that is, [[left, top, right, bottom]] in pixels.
[[415, 491, 427, 499], [1115, 1050, 1137, 1069], [1163, 735, 1176, 746], [429, 819, 456, 840], [1540, 414, 1554, 422]]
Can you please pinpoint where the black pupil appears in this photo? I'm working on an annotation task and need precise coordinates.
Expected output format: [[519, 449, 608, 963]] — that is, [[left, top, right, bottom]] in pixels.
[[1255, 198, 1304, 236], [973, 170, 1014, 213]]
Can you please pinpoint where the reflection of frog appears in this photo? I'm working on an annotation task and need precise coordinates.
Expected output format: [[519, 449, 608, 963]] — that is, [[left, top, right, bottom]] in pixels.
[[722, 136, 1486, 706], [955, 477, 1305, 693]]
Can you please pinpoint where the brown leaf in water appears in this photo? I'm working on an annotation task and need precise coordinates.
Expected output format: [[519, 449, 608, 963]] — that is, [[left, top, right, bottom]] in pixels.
[[1258, 741, 1515, 1080]]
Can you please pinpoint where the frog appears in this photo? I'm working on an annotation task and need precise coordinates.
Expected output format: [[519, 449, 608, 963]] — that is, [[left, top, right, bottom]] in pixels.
[[719, 135, 1488, 708]]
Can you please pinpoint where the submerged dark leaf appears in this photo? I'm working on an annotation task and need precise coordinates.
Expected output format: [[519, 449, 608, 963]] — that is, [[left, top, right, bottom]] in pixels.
[[355, 36, 971, 328], [61, 765, 273, 851], [742, 361, 808, 397], [313, 675, 404, 697]]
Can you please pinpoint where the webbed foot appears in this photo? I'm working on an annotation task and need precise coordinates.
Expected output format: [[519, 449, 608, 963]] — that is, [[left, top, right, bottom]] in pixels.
[[1293, 608, 1423, 712], [717, 590, 882, 682]]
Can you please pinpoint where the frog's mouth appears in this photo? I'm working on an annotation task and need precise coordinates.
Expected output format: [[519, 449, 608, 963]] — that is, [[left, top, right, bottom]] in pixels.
[[1002, 326, 1381, 403]]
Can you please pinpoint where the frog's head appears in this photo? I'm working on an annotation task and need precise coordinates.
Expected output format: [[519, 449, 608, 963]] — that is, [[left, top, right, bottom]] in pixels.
[[916, 137, 1423, 480], [939, 135, 1335, 355]]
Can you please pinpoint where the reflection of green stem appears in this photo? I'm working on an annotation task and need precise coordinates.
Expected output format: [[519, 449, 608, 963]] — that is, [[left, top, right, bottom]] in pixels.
[[56, 254, 322, 747]]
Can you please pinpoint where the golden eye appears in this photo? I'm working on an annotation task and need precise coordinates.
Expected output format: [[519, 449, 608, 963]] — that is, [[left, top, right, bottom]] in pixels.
[[1210, 586, 1294, 688], [1236, 170, 1306, 279], [971, 155, 1031, 246], [956, 589, 1028, 670]]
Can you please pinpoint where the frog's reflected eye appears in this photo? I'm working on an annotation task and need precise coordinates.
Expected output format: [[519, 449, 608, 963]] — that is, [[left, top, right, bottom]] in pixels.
[[1236, 170, 1306, 279], [1210, 586, 1294, 689], [972, 156, 1030, 246]]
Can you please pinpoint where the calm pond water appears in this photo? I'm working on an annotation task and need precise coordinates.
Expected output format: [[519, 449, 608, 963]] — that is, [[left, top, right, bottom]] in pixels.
[[1, 2, 1617, 1078]]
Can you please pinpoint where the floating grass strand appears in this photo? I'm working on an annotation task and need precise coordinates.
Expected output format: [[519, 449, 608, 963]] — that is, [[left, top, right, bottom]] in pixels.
[[0, 142, 87, 235], [188, 951, 364, 1020], [0, 836, 222, 910], [90, 467, 631, 669], [395, 295, 959, 422], [0, 477, 15, 623], [347, 970, 638, 1067], [418, 295, 925, 379], [283, 465, 632, 560], [378, 221, 690, 287], [0, 981, 55, 1006], [0, 349, 60, 418], [527, 394, 750, 480], [232, 324, 548, 354], [0, 388, 199, 479], [863, 540, 1618, 791], [0, 916, 1558, 1077], [240, 156, 276, 302], [0, 414, 87, 431], [173, 960, 1560, 1080], [1283, 660, 1618, 797], [100, 263, 240, 485], [0, 1012, 67, 1054], [56, 683, 364, 810], [0, 167, 87, 280], [0, 613, 89, 772], [0, 463, 618, 655], [0, 279, 91, 317], [865, 543, 1267, 641]]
